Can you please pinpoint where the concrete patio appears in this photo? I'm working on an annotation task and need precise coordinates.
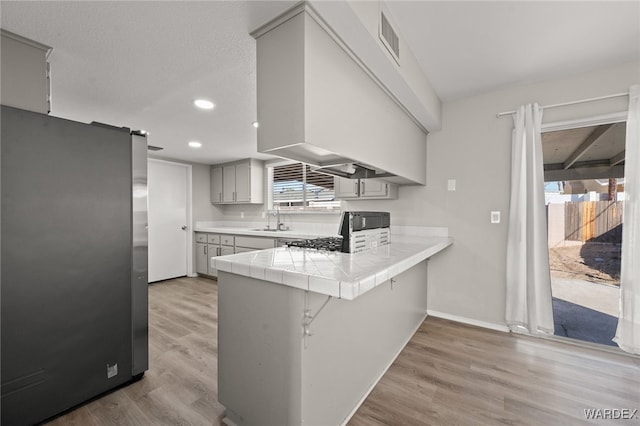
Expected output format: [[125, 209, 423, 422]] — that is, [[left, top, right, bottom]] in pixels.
[[551, 277, 620, 347]]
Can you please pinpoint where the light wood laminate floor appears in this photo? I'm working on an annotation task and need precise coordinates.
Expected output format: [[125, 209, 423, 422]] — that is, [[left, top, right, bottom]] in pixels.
[[45, 277, 639, 426]]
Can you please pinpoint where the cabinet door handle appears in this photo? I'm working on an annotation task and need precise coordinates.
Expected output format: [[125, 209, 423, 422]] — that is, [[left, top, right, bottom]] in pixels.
[[385, 184, 388, 196], [361, 181, 365, 195], [217, 247, 221, 256], [354, 181, 359, 196], [204, 245, 207, 255]]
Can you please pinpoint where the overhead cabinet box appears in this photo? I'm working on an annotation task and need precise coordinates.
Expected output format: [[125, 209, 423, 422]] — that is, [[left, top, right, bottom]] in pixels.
[[253, 4, 427, 185], [1, 29, 52, 114]]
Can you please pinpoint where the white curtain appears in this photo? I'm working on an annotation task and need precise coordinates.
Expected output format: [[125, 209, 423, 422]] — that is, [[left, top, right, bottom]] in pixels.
[[614, 85, 640, 355], [505, 103, 555, 334]]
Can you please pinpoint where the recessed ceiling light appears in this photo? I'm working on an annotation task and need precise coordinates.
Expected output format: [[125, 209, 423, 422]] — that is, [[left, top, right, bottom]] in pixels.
[[188, 141, 202, 148], [194, 99, 214, 110], [252, 121, 259, 128]]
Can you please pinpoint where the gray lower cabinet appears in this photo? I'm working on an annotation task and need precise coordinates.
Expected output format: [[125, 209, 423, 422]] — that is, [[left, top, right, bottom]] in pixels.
[[220, 246, 234, 256], [235, 236, 276, 252], [195, 242, 208, 275], [195, 233, 275, 278], [207, 244, 220, 276]]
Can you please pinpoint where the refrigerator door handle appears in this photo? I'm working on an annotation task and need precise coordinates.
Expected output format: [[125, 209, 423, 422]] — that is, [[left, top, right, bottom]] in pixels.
[[131, 132, 148, 377]]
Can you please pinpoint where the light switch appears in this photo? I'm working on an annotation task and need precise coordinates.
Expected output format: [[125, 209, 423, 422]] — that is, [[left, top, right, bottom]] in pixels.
[[447, 179, 456, 191], [240, 211, 245, 219], [491, 211, 501, 224]]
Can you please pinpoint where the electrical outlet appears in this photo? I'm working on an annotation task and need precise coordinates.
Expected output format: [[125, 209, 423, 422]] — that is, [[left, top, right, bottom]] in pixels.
[[447, 179, 456, 191], [491, 211, 501, 224]]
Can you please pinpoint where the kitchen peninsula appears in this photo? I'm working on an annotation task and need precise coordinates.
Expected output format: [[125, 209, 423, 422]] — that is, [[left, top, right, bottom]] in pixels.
[[214, 234, 452, 426]]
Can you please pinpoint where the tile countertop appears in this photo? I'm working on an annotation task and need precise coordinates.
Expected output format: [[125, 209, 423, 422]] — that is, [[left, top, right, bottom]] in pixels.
[[194, 226, 332, 239], [213, 235, 453, 300]]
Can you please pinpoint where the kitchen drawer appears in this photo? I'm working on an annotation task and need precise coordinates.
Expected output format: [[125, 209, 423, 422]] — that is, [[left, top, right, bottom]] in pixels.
[[207, 234, 220, 244], [235, 236, 275, 250], [234, 247, 259, 254], [220, 235, 234, 246], [220, 246, 234, 256], [195, 233, 208, 243]]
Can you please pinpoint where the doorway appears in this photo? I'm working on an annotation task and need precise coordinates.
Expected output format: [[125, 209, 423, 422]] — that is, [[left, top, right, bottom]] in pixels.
[[542, 121, 626, 347], [148, 159, 192, 282]]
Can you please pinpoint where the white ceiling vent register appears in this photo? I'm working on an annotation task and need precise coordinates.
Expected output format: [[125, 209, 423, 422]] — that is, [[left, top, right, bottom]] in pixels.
[[379, 12, 400, 64]]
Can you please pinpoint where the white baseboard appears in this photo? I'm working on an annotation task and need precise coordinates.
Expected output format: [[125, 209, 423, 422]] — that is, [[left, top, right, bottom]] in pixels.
[[427, 309, 509, 333]]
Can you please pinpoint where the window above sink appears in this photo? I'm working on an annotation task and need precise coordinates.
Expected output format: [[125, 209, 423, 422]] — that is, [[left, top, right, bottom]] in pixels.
[[268, 161, 341, 213]]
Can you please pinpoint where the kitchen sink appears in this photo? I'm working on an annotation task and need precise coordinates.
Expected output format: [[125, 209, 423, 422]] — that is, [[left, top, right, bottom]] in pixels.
[[251, 228, 280, 232]]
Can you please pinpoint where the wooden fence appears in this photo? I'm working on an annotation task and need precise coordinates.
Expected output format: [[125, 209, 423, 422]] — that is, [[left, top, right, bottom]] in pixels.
[[564, 201, 624, 242]]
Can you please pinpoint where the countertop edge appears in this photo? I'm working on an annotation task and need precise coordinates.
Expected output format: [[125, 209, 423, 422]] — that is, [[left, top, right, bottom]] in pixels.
[[339, 238, 452, 300], [215, 237, 453, 300]]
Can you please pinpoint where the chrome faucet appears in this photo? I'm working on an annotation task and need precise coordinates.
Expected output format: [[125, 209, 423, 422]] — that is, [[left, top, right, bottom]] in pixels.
[[266, 209, 273, 230], [267, 207, 279, 230], [266, 206, 288, 231], [275, 206, 284, 231]]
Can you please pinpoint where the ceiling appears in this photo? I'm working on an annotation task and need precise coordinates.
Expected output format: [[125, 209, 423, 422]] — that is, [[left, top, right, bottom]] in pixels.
[[2, 1, 639, 166], [386, 1, 640, 102], [542, 122, 627, 182]]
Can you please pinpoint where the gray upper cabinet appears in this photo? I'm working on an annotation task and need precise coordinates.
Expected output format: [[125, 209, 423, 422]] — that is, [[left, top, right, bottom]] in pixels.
[[211, 166, 223, 204], [334, 177, 398, 200], [222, 165, 236, 203], [234, 162, 251, 203], [211, 159, 264, 205], [335, 177, 359, 199], [1, 30, 52, 114], [359, 180, 391, 198]]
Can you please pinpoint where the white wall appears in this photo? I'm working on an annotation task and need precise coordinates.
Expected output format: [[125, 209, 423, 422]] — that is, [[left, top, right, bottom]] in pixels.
[[343, 60, 640, 327]]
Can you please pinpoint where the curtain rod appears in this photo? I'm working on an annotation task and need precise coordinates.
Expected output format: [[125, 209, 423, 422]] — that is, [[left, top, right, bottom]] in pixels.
[[496, 92, 629, 118]]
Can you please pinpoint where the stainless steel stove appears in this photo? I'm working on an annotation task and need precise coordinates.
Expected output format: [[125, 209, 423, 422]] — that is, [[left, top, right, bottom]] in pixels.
[[286, 237, 343, 252], [286, 212, 390, 253]]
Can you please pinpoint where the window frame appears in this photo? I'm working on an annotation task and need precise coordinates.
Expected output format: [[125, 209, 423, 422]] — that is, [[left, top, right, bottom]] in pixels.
[[266, 160, 341, 214]]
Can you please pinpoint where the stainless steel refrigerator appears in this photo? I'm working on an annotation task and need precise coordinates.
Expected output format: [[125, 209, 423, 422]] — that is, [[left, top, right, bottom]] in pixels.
[[1, 105, 148, 425]]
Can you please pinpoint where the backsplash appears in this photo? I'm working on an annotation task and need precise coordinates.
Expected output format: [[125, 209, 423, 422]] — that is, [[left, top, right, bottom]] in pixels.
[[203, 204, 448, 237]]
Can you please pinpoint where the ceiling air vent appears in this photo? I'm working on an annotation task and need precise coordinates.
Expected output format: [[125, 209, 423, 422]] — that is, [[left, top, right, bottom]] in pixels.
[[379, 12, 400, 64], [147, 145, 163, 151]]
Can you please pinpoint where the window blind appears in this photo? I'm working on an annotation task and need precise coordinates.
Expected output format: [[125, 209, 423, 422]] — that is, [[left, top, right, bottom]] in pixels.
[[272, 163, 337, 209]]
